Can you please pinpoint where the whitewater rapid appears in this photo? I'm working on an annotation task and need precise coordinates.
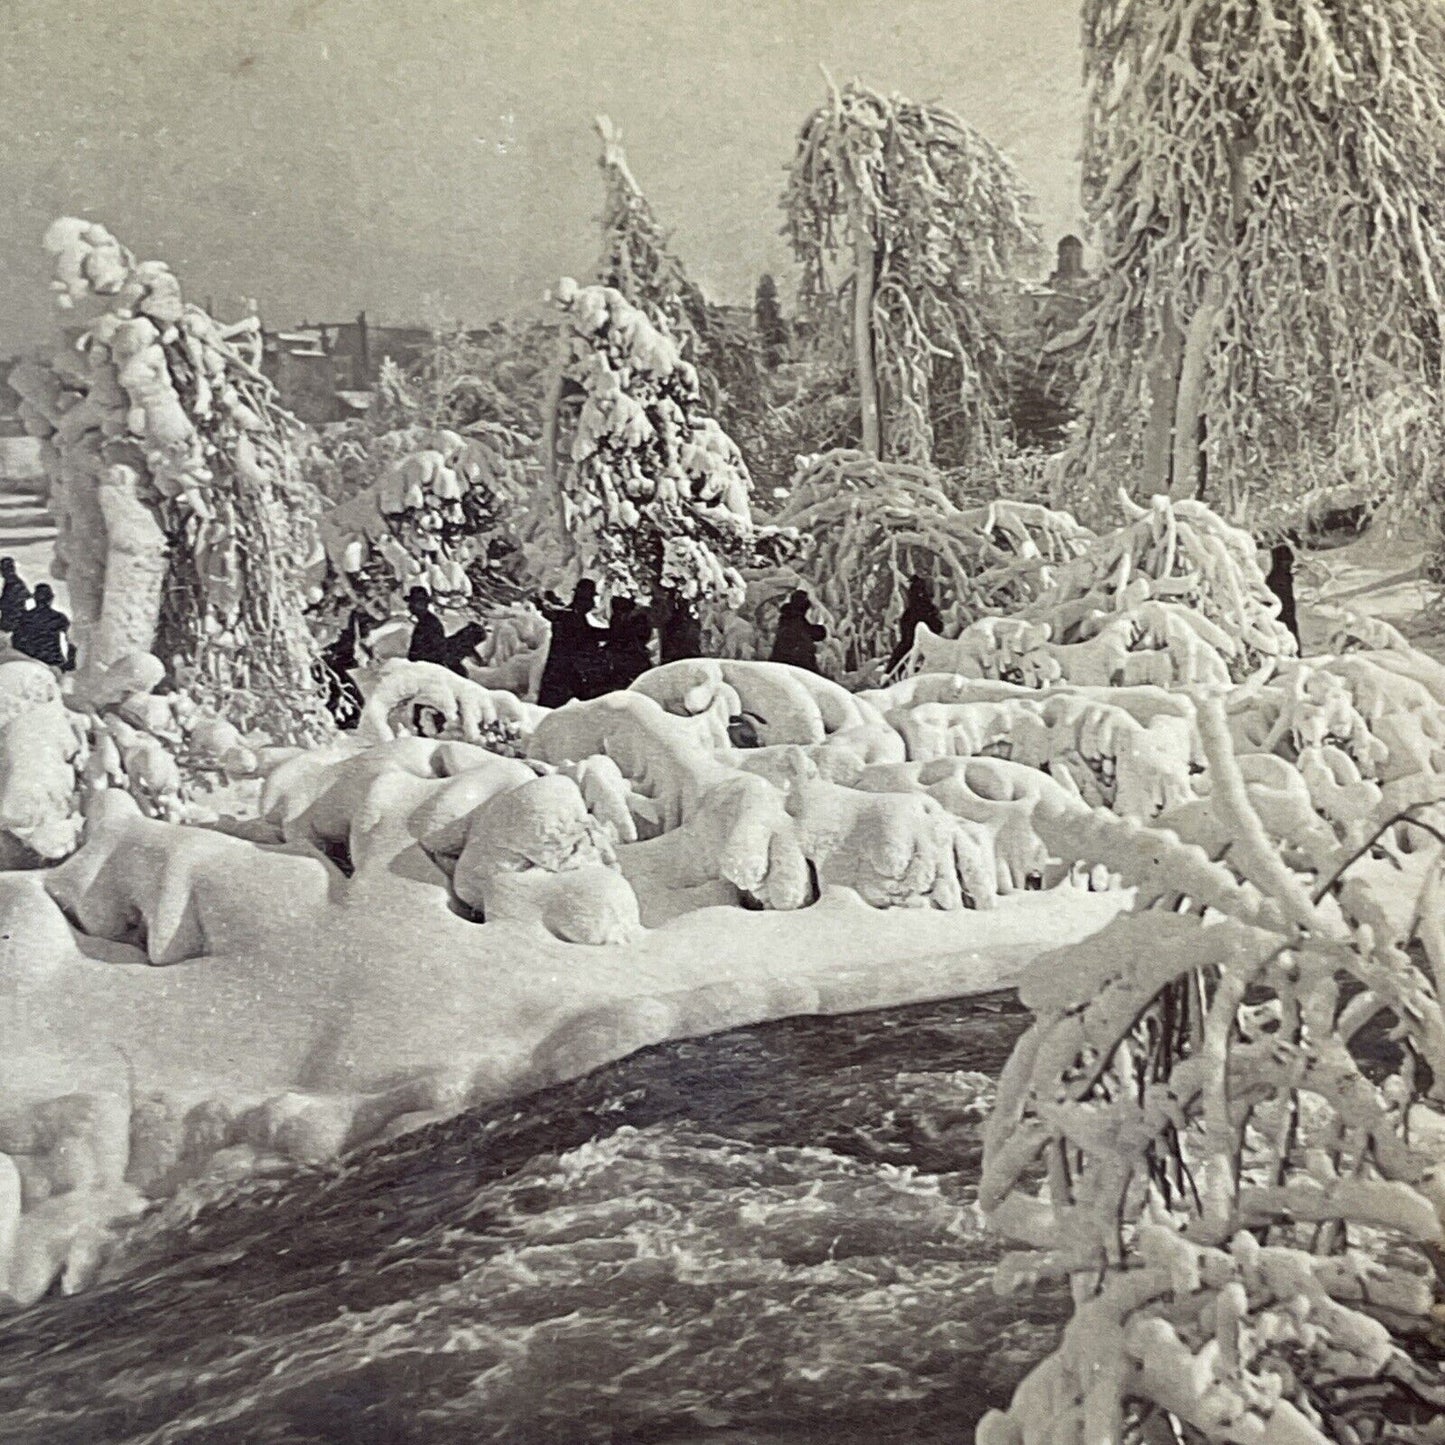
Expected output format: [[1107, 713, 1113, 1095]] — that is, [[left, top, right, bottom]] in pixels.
[[0, 993, 1065, 1444]]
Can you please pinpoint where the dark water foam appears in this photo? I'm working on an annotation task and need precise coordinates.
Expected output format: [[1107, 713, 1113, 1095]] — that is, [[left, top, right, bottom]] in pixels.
[[0, 994, 1064, 1444]]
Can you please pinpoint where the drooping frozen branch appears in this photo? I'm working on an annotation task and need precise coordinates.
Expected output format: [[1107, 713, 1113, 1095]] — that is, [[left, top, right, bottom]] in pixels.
[[1065, 0, 1445, 527], [783, 77, 1040, 465]]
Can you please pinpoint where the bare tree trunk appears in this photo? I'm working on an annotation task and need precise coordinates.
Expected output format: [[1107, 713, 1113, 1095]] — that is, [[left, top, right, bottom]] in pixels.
[[1170, 281, 1223, 501], [1141, 301, 1183, 495], [853, 220, 882, 458], [541, 368, 575, 564]]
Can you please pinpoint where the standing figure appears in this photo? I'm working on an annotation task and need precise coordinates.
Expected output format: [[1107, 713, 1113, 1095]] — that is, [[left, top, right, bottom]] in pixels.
[[602, 597, 654, 693], [405, 587, 448, 667], [1265, 540, 1301, 651], [769, 589, 826, 673], [658, 594, 703, 664], [537, 579, 605, 707], [0, 558, 29, 634], [320, 608, 373, 729], [12, 584, 72, 671], [887, 576, 943, 674], [441, 621, 489, 678]]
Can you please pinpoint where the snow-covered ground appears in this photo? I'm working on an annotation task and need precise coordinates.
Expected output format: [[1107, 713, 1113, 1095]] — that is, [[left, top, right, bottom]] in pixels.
[[1, 505, 1441, 1319], [2, 868, 1126, 1117], [1300, 528, 1439, 656]]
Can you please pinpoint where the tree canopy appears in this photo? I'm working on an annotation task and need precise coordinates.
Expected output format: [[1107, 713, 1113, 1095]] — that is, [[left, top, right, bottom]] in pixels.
[[782, 75, 1039, 466], [1064, 0, 1445, 528]]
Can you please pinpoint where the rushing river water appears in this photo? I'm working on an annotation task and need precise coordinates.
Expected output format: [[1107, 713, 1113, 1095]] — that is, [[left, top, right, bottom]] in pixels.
[[0, 993, 1065, 1444]]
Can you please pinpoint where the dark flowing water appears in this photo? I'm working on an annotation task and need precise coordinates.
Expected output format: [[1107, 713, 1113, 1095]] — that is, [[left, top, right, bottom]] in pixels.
[[0, 994, 1065, 1444]]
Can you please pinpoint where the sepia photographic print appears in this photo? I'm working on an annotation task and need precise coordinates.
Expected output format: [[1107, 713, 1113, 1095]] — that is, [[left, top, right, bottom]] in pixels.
[[4, 1, 1445, 1440]]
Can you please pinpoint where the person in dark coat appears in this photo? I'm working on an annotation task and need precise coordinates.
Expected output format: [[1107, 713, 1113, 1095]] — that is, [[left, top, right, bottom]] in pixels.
[[537, 579, 605, 707], [406, 587, 448, 667], [0, 558, 29, 634], [319, 608, 372, 729], [1265, 540, 1301, 651], [441, 621, 489, 677], [769, 589, 826, 672], [602, 597, 654, 692], [658, 594, 703, 665], [12, 584, 72, 670], [887, 576, 943, 674]]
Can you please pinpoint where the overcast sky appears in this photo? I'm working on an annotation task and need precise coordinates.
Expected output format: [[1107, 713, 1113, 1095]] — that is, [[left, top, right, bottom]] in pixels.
[[0, 0, 1083, 352]]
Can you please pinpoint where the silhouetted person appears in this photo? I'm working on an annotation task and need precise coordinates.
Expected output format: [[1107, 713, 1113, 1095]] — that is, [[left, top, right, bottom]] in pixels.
[[887, 576, 943, 674], [1266, 541, 1300, 650], [537, 579, 605, 707], [406, 587, 448, 667], [602, 597, 654, 692], [658, 594, 703, 664], [770, 590, 826, 672], [13, 584, 72, 670], [320, 608, 372, 729], [442, 621, 489, 677], [0, 559, 29, 634]]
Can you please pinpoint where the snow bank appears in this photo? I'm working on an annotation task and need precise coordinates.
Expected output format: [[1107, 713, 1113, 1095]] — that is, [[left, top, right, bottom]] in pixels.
[[0, 629, 1170, 1307], [0, 778, 1124, 1306], [7, 492, 1438, 1334]]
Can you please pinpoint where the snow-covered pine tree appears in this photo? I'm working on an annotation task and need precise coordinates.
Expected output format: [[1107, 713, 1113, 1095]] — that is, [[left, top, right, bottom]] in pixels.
[[593, 113, 707, 360], [314, 424, 533, 629], [1064, 0, 1445, 528], [587, 113, 765, 466], [546, 279, 784, 639], [304, 319, 548, 637], [783, 75, 1039, 465]]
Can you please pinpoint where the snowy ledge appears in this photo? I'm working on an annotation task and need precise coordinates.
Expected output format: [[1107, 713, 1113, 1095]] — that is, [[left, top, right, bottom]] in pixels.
[[0, 859, 1123, 1308], [1, 872, 1126, 1128]]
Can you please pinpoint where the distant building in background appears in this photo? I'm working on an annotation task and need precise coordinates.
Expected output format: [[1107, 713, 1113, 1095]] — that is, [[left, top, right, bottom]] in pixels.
[[1005, 235, 1099, 451], [1048, 234, 1088, 294], [1035, 234, 1094, 335], [2, 314, 479, 440], [262, 312, 437, 425]]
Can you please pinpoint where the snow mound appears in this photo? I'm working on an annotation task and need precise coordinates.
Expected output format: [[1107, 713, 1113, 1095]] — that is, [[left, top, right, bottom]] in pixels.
[[6, 495, 1443, 1329]]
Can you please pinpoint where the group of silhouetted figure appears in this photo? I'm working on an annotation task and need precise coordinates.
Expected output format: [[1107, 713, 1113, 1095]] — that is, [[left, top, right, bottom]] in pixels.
[[315, 581, 671, 726], [359, 576, 921, 723], [0, 558, 72, 671], [320, 532, 1307, 732], [536, 581, 657, 707], [322, 577, 852, 725]]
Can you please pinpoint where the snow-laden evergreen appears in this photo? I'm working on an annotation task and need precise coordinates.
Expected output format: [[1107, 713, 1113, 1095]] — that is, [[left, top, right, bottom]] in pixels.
[[546, 278, 784, 611]]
